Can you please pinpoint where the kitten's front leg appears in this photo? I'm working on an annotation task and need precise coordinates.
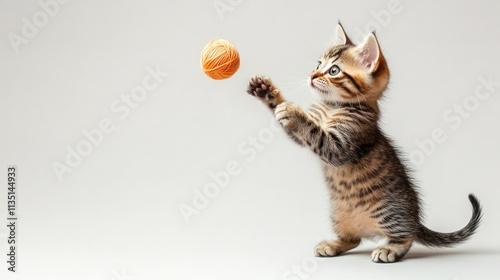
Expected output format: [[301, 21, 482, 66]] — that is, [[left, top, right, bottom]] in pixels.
[[246, 75, 308, 145], [247, 75, 286, 110], [274, 102, 316, 146], [315, 239, 361, 257], [274, 102, 311, 133]]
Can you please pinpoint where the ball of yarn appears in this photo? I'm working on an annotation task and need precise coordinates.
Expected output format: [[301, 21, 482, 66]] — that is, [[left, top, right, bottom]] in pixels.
[[200, 39, 240, 80]]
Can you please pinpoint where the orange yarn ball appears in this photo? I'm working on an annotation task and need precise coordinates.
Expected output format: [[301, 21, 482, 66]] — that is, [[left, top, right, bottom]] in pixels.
[[200, 39, 240, 80]]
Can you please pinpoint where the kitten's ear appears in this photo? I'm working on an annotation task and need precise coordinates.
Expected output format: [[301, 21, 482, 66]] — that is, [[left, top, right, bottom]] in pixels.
[[334, 23, 352, 45], [355, 33, 381, 72]]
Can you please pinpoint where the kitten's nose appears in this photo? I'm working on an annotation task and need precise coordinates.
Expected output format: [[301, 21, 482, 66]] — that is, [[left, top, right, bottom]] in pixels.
[[310, 71, 321, 81]]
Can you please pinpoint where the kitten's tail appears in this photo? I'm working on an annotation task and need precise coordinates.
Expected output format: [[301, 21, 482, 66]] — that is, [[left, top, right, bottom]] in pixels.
[[416, 194, 482, 247]]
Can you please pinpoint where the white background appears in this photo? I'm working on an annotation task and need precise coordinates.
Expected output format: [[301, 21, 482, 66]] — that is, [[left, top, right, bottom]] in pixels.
[[1, 0, 500, 279]]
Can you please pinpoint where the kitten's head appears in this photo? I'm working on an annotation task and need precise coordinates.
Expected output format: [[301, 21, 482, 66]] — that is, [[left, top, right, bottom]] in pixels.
[[309, 23, 389, 105]]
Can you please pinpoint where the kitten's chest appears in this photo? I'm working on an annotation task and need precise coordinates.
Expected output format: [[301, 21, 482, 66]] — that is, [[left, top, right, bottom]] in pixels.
[[308, 104, 348, 127], [323, 164, 385, 237], [322, 162, 386, 210]]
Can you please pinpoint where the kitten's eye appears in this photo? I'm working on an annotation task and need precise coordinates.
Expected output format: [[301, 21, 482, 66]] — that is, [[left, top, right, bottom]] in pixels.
[[328, 65, 341, 76]]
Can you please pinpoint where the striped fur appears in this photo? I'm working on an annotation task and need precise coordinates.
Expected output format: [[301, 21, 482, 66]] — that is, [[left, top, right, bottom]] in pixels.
[[246, 23, 482, 263]]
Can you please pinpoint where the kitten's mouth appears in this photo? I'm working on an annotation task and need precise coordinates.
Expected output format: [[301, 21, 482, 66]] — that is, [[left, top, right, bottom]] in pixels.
[[310, 83, 329, 94]]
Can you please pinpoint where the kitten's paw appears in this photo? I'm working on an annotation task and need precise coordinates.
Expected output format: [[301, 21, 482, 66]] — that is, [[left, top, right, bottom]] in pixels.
[[371, 247, 399, 263], [247, 75, 283, 109], [315, 239, 361, 258], [315, 241, 340, 257], [275, 102, 305, 131]]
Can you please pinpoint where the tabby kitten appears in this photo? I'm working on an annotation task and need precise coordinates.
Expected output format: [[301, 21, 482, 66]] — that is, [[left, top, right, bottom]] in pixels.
[[246, 23, 482, 263]]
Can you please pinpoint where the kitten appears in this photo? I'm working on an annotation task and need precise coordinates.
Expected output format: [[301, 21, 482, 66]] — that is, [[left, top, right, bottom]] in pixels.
[[246, 23, 482, 263]]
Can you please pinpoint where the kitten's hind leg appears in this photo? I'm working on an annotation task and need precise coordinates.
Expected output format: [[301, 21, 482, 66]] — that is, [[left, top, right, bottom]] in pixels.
[[247, 75, 286, 110], [371, 239, 413, 263], [315, 238, 361, 257]]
